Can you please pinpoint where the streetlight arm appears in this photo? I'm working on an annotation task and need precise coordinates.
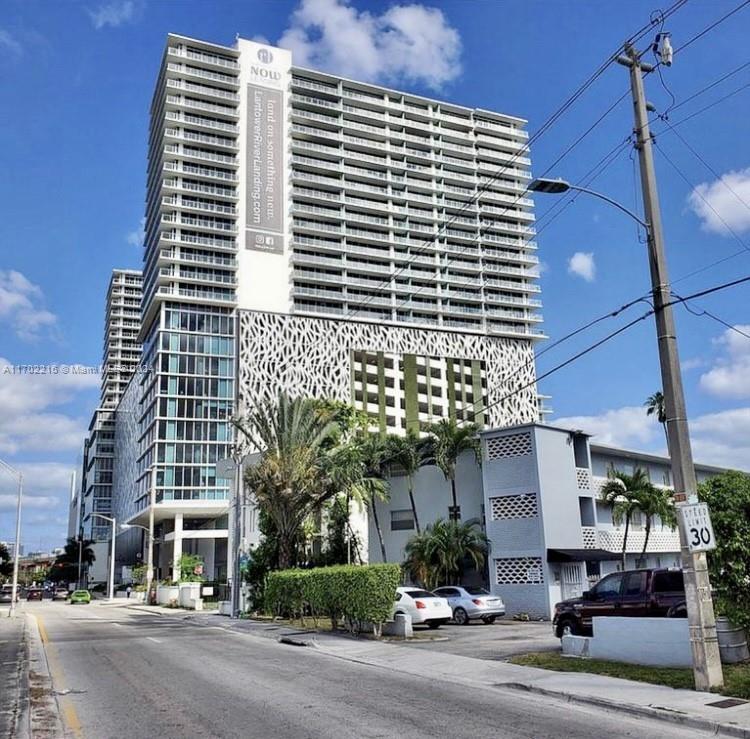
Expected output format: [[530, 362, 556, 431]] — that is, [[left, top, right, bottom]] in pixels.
[[91, 513, 115, 525], [566, 184, 650, 229]]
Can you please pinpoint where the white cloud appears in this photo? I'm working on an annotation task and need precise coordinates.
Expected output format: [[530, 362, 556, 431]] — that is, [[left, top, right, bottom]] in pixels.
[[88, 0, 139, 30], [126, 216, 145, 247], [554, 405, 750, 471], [0, 357, 98, 454], [687, 167, 750, 235], [278, 0, 462, 90], [699, 324, 750, 399], [555, 406, 659, 449], [0, 29, 22, 57], [0, 270, 58, 341], [567, 251, 596, 282], [681, 357, 706, 371]]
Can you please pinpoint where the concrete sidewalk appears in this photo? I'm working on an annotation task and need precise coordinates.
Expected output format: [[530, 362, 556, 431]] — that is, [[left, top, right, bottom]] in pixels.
[[120, 606, 750, 738]]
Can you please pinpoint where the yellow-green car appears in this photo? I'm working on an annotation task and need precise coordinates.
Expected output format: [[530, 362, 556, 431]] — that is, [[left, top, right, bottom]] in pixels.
[[69, 590, 91, 604]]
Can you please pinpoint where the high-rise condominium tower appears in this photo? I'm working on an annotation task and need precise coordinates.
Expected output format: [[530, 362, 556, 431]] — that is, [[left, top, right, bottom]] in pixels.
[[112, 33, 543, 580], [79, 270, 142, 542]]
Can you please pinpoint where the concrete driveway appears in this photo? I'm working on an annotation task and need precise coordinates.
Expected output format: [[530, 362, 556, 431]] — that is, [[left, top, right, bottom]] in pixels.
[[404, 618, 560, 660]]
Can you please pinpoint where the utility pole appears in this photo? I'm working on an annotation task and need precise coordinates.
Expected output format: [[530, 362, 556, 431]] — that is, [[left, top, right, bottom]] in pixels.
[[618, 42, 723, 690]]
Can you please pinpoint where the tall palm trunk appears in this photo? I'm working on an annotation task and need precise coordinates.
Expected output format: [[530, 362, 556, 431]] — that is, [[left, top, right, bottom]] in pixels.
[[621, 514, 631, 571], [370, 501, 387, 563], [408, 476, 421, 533], [641, 516, 652, 557]]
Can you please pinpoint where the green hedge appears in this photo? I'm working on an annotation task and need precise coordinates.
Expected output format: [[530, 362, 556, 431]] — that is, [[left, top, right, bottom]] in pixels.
[[265, 564, 401, 633]]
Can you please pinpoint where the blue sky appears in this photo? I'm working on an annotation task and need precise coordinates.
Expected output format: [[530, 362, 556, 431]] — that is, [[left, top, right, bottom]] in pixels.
[[1, 0, 749, 551]]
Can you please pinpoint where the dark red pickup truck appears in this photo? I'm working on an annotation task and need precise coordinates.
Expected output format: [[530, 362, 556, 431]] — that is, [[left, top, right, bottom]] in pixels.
[[553, 568, 686, 637]]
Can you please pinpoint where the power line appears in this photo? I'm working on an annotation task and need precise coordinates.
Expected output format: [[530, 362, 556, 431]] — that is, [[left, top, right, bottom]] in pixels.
[[661, 119, 750, 218], [677, 296, 750, 339], [673, 0, 750, 55], [662, 79, 750, 129], [468, 274, 750, 424], [653, 140, 750, 255], [666, 59, 750, 115], [341, 2, 691, 320]]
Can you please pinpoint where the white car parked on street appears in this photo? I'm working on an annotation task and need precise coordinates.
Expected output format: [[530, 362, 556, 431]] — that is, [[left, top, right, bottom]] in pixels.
[[393, 587, 452, 629], [432, 586, 506, 625]]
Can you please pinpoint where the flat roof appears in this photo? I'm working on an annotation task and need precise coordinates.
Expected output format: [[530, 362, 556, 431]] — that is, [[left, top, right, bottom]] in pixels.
[[164, 32, 527, 126], [479, 421, 743, 473]]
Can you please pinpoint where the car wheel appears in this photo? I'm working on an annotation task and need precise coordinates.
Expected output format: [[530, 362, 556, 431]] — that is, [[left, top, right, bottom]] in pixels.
[[481, 616, 497, 624], [668, 604, 687, 618], [556, 619, 577, 638], [453, 607, 469, 625]]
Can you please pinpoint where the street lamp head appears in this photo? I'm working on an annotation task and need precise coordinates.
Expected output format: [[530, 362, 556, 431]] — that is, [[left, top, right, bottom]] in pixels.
[[119, 524, 132, 531], [528, 178, 571, 195]]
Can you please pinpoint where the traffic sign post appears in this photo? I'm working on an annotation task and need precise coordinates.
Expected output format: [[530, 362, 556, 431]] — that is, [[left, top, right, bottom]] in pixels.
[[679, 503, 716, 553]]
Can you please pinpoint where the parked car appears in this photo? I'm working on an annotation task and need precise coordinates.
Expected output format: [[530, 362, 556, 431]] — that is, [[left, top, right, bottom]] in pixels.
[[52, 588, 69, 601], [0, 585, 18, 603], [26, 588, 44, 601], [393, 587, 452, 629], [553, 568, 686, 638], [69, 590, 91, 605], [432, 586, 506, 625]]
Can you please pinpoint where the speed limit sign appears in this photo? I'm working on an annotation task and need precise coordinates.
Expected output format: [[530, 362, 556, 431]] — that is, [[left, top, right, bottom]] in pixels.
[[679, 502, 716, 552]]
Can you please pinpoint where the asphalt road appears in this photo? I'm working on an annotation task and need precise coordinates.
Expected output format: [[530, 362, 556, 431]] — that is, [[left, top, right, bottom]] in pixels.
[[25, 601, 716, 739]]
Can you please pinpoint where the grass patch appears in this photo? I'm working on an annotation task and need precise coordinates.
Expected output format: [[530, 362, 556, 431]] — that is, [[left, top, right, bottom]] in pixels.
[[510, 652, 750, 699]]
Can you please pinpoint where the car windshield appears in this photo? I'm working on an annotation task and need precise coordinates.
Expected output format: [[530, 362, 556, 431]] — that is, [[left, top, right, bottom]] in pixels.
[[465, 587, 490, 596], [405, 590, 437, 599]]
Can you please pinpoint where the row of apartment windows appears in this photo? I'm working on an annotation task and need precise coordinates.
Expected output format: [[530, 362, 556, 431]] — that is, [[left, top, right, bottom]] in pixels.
[[160, 354, 233, 377], [157, 442, 228, 464], [157, 465, 219, 488], [159, 398, 232, 419], [159, 375, 234, 398], [161, 420, 231, 441], [161, 332, 234, 355], [164, 307, 234, 335]]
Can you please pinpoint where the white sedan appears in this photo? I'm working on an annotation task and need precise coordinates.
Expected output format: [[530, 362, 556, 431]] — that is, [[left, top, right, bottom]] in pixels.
[[393, 587, 452, 629]]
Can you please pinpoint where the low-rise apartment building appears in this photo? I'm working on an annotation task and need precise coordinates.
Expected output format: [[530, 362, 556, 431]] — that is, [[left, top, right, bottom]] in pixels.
[[370, 422, 734, 619]]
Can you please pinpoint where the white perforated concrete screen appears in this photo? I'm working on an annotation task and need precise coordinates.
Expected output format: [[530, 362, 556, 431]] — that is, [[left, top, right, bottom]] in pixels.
[[489, 494, 538, 520], [486, 432, 532, 460], [495, 556, 544, 585]]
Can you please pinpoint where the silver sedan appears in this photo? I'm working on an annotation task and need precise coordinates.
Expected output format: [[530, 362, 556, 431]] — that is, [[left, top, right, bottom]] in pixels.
[[433, 586, 506, 625]]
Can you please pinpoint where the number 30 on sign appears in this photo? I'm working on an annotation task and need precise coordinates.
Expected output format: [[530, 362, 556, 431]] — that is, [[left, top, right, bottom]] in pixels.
[[679, 502, 716, 552]]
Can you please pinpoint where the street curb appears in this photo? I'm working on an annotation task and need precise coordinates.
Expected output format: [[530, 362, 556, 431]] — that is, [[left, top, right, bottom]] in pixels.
[[24, 614, 65, 738], [498, 682, 750, 739]]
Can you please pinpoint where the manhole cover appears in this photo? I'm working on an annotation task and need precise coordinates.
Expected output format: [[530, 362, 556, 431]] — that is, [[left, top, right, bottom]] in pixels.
[[706, 698, 748, 709]]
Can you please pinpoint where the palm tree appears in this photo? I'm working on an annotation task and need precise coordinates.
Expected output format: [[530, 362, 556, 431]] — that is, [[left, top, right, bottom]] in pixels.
[[404, 519, 489, 589], [599, 468, 651, 570], [326, 434, 390, 564], [424, 418, 480, 520], [234, 392, 343, 569], [49, 537, 96, 584], [645, 391, 669, 452], [357, 434, 391, 563], [385, 430, 431, 533], [638, 485, 677, 557]]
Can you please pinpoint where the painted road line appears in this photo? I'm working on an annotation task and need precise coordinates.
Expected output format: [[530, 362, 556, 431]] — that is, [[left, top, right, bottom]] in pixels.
[[146, 637, 163, 643], [34, 614, 83, 739]]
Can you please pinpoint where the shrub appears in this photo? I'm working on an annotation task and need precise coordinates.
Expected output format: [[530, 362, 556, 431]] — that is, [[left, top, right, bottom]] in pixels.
[[699, 470, 750, 631], [265, 563, 401, 634]]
